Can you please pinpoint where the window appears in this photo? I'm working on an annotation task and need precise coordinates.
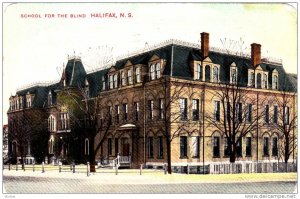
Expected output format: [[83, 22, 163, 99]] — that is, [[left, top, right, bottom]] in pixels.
[[108, 138, 112, 156], [247, 104, 252, 123], [134, 102, 139, 121], [60, 113, 69, 130], [236, 139, 242, 157], [115, 105, 119, 124], [26, 96, 32, 108], [155, 63, 161, 79], [284, 106, 290, 125], [195, 64, 202, 80], [123, 103, 128, 122], [157, 136, 163, 158], [115, 138, 119, 156], [256, 73, 262, 89], [264, 105, 269, 124], [214, 101, 220, 122], [224, 137, 230, 157], [135, 67, 140, 83], [246, 137, 252, 156], [273, 105, 278, 124], [113, 74, 118, 88], [148, 137, 154, 158], [213, 136, 220, 157], [121, 71, 126, 86], [127, 70, 132, 84], [213, 66, 219, 82], [205, 65, 211, 82], [48, 115, 56, 132], [272, 137, 278, 156], [180, 136, 187, 158], [263, 137, 269, 156], [231, 68, 237, 83], [109, 75, 113, 89], [108, 106, 112, 123], [102, 76, 106, 90], [150, 64, 155, 80], [192, 136, 200, 157], [148, 100, 154, 120], [237, 103, 243, 123], [158, 98, 164, 120], [85, 139, 89, 155], [20, 97, 23, 109], [192, 99, 199, 121], [263, 74, 268, 89], [49, 139, 54, 154], [48, 92, 52, 106], [272, 75, 278, 90], [180, 98, 188, 120], [249, 72, 255, 87]]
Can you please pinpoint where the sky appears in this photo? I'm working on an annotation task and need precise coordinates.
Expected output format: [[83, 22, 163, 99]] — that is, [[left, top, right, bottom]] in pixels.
[[2, 2, 297, 124]]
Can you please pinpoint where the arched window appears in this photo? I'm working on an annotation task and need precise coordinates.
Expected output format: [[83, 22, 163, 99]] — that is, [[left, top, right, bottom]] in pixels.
[[127, 70, 132, 84], [155, 63, 161, 79], [85, 138, 89, 155], [121, 71, 126, 86], [113, 74, 118, 88], [205, 65, 211, 82], [256, 73, 262, 89], [48, 115, 56, 132], [12, 141, 17, 156], [49, 138, 54, 154], [150, 64, 155, 80], [213, 66, 219, 82]]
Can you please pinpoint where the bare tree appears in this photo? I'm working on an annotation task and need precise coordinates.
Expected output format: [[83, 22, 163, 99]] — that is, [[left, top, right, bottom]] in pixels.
[[147, 76, 198, 174], [206, 81, 266, 163], [269, 81, 297, 164]]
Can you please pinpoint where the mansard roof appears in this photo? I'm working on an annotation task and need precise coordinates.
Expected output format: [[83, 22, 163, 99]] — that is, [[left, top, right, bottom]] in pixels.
[[14, 39, 296, 109]]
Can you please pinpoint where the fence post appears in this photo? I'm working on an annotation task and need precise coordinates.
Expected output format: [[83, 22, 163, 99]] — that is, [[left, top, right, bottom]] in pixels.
[[87, 162, 90, 176], [42, 161, 45, 173], [59, 162, 62, 173], [72, 162, 75, 173], [16, 161, 18, 171], [187, 164, 189, 175], [164, 163, 167, 175], [8, 162, 10, 171], [140, 164, 143, 175], [33, 161, 35, 172], [115, 164, 118, 175]]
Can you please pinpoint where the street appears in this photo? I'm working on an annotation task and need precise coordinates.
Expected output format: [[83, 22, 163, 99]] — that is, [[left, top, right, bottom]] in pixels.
[[2, 169, 297, 194]]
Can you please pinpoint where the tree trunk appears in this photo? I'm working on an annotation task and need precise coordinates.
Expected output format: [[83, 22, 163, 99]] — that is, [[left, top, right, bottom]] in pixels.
[[166, 139, 172, 174], [284, 136, 290, 164], [89, 137, 96, 172], [229, 144, 236, 163]]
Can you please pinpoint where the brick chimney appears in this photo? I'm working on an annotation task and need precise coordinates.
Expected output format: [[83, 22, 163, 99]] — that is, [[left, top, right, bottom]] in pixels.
[[201, 32, 209, 58], [251, 43, 261, 67]]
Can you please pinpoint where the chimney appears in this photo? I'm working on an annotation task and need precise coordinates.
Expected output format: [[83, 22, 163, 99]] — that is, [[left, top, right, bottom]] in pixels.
[[201, 32, 209, 58], [251, 43, 261, 67]]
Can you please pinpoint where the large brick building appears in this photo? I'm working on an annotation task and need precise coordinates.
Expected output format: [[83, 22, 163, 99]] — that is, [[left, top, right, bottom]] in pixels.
[[7, 33, 297, 170]]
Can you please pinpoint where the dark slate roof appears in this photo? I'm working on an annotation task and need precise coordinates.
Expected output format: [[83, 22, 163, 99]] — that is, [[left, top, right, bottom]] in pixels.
[[287, 73, 297, 92], [15, 42, 297, 109], [64, 59, 87, 88]]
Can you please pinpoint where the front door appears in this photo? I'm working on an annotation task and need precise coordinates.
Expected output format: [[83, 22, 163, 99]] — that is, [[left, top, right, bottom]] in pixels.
[[121, 138, 130, 156]]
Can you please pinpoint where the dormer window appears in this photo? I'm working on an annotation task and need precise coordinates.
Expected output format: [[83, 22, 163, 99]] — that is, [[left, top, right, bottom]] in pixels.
[[248, 71, 255, 87], [16, 98, 19, 110], [109, 75, 113, 89], [48, 91, 52, 106], [121, 71, 126, 86], [230, 68, 237, 84], [262, 74, 268, 89], [127, 70, 132, 85], [155, 63, 161, 79], [213, 66, 219, 82], [102, 76, 106, 91], [195, 63, 202, 80], [135, 67, 141, 83], [272, 74, 278, 90], [113, 74, 118, 88], [150, 64, 155, 80], [26, 95, 32, 108], [19, 97, 23, 109], [256, 73, 262, 89]]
